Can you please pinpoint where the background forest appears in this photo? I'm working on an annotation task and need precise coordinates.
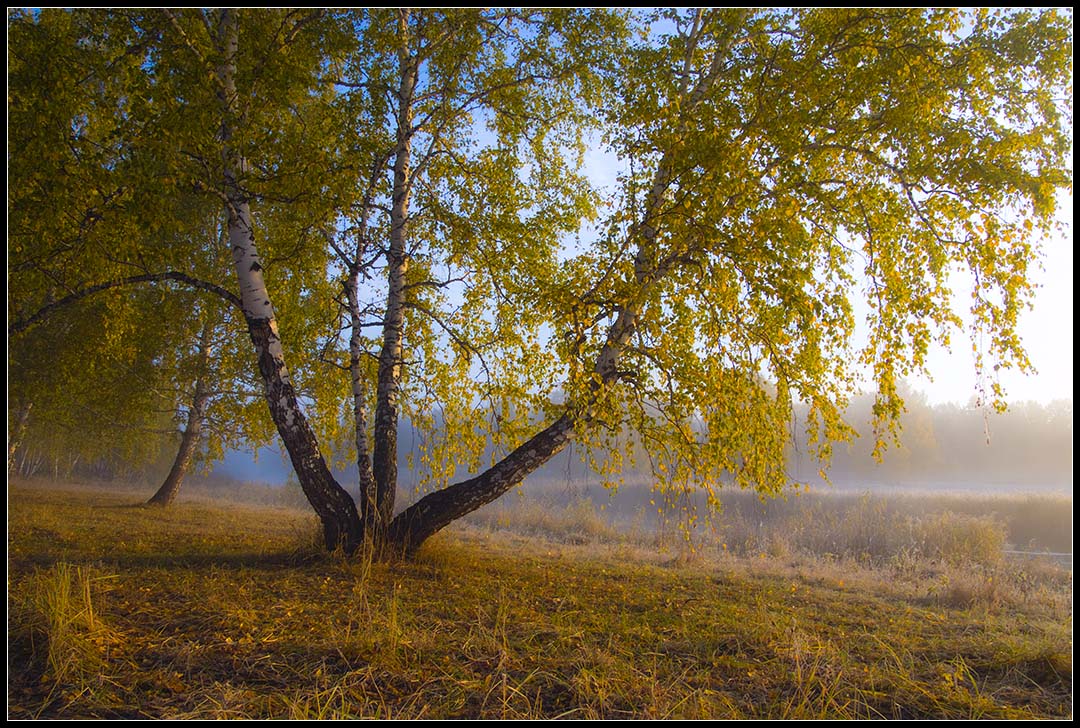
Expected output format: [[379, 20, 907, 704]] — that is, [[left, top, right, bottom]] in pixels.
[[11, 388, 1071, 498]]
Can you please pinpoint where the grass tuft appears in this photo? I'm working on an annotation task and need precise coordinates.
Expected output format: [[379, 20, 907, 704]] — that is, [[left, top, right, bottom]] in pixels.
[[9, 561, 125, 716]]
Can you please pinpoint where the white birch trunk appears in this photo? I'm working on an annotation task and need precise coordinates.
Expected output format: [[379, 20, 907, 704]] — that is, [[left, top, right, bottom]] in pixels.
[[372, 10, 418, 536], [213, 9, 362, 551], [346, 266, 377, 529]]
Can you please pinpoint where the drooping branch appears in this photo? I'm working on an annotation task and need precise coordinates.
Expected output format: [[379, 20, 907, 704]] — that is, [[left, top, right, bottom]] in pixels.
[[9, 271, 243, 337]]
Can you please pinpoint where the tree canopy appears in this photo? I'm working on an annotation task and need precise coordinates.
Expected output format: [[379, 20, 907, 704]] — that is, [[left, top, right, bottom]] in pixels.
[[8, 8, 1072, 553]]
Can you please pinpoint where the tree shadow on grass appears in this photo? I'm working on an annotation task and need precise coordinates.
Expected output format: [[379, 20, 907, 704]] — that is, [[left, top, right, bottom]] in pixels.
[[9, 548, 331, 574]]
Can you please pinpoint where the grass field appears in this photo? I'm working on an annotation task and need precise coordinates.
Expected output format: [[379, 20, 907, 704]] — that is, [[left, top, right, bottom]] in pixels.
[[7, 480, 1072, 719]]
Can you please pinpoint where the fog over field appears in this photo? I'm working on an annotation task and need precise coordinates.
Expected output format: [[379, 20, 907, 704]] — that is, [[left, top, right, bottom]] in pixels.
[[211, 391, 1072, 494], [190, 390, 1072, 562]]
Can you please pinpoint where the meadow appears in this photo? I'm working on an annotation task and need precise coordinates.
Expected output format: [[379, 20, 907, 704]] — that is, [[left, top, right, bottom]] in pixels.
[[7, 480, 1072, 719]]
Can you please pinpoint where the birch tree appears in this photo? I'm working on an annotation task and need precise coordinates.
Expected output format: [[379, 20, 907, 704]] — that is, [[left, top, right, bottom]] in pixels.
[[388, 7, 1073, 550], [9, 8, 1071, 556], [320, 8, 624, 541]]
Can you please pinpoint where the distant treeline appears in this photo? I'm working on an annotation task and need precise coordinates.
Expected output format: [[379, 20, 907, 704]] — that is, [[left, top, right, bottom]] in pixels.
[[524, 391, 1073, 491], [800, 393, 1072, 487], [12, 388, 1072, 493]]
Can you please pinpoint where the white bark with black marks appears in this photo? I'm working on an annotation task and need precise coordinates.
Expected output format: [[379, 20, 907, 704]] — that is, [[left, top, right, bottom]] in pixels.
[[213, 8, 363, 551], [373, 11, 418, 537], [346, 266, 377, 531]]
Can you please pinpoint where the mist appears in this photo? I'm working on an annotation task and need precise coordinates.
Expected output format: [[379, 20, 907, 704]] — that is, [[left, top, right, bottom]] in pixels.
[[208, 390, 1072, 496]]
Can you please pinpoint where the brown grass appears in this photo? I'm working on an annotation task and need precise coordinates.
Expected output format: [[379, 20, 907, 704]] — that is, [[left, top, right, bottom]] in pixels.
[[7, 481, 1072, 719]]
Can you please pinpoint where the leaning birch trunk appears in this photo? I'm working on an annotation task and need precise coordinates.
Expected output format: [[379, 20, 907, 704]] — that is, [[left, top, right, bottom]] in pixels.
[[213, 9, 363, 552], [148, 380, 209, 506], [387, 159, 667, 552], [386, 15, 739, 553], [372, 11, 418, 539], [148, 318, 215, 506]]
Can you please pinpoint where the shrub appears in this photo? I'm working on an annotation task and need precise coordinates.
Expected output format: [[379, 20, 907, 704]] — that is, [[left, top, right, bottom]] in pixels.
[[912, 512, 1005, 567]]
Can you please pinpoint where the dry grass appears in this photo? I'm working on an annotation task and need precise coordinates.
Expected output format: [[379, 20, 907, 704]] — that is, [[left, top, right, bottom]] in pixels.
[[7, 481, 1072, 719]]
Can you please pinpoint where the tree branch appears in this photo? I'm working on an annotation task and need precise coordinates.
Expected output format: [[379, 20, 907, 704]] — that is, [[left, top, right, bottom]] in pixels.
[[9, 272, 242, 337]]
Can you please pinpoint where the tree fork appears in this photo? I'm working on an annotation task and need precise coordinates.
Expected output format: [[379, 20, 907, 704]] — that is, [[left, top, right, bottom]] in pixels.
[[387, 414, 576, 553]]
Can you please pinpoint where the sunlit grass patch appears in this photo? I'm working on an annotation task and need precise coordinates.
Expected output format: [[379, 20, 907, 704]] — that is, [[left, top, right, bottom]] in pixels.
[[8, 561, 129, 717]]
